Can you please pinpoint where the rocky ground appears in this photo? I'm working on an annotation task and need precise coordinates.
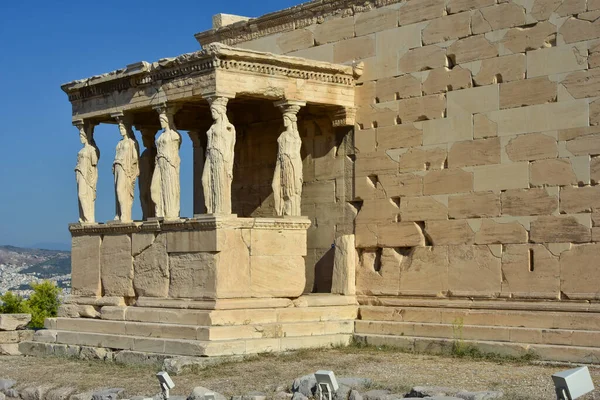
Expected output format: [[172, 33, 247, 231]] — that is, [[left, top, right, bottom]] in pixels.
[[0, 346, 599, 400]]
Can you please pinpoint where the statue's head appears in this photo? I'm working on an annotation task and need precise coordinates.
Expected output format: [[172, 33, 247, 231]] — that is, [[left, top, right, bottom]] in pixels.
[[158, 110, 169, 131], [283, 113, 298, 129], [118, 121, 128, 138], [76, 121, 94, 145], [209, 97, 229, 121]]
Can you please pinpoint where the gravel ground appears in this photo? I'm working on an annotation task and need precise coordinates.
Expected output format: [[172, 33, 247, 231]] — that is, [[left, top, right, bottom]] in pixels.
[[0, 347, 599, 400]]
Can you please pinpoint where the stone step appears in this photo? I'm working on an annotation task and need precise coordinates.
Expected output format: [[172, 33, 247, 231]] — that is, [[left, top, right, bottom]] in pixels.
[[355, 320, 600, 348], [354, 333, 600, 364], [32, 330, 352, 357], [101, 305, 358, 326], [50, 318, 353, 341], [359, 305, 600, 331]]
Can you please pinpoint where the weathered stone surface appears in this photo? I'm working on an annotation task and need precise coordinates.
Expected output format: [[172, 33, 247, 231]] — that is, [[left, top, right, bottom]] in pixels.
[[447, 35, 498, 64], [565, 134, 600, 157], [45, 387, 77, 400], [423, 67, 472, 95], [101, 234, 134, 297], [422, 115, 473, 145], [251, 255, 305, 298], [560, 16, 600, 44], [480, 3, 526, 30], [448, 245, 502, 294], [21, 386, 54, 400], [448, 137, 500, 167], [333, 35, 375, 63], [423, 13, 471, 45], [376, 124, 423, 149], [474, 162, 529, 191], [133, 233, 169, 298], [71, 235, 102, 296], [562, 68, 600, 99], [456, 390, 504, 400], [561, 244, 600, 297], [527, 44, 587, 77], [505, 133, 557, 161], [0, 343, 19, 356], [357, 248, 404, 296], [398, 0, 445, 26], [378, 222, 427, 247], [473, 114, 498, 138], [313, 17, 355, 45], [592, 157, 600, 184], [376, 75, 421, 103], [355, 198, 400, 224], [397, 95, 447, 124], [502, 21, 556, 54], [474, 219, 528, 244], [423, 168, 473, 195], [400, 196, 448, 221], [449, 192, 500, 218], [502, 244, 559, 296], [355, 7, 397, 36], [0, 379, 16, 393], [397, 146, 446, 172], [188, 387, 227, 400], [0, 314, 30, 331], [398, 45, 448, 73], [530, 216, 591, 243], [558, 126, 600, 141], [473, 54, 526, 86], [407, 387, 459, 398], [500, 77, 557, 109], [592, 99, 600, 126], [400, 247, 449, 295], [332, 235, 356, 295], [530, 158, 577, 186], [447, 85, 499, 117], [447, 0, 494, 13], [560, 186, 600, 213], [169, 253, 217, 299], [501, 188, 558, 216], [425, 220, 475, 245]]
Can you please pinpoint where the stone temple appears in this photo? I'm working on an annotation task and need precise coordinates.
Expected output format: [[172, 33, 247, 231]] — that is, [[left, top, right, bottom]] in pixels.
[[21, 0, 600, 363]]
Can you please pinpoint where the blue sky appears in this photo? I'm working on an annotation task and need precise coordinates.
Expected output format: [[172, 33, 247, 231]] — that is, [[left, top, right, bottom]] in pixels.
[[0, 0, 301, 249]]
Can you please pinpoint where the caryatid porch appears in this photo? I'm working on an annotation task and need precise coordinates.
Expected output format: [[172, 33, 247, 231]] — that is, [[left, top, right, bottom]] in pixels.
[[35, 43, 361, 357]]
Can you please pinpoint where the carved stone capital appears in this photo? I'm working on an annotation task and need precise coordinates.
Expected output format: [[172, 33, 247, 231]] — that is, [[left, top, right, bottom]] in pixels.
[[330, 106, 357, 127], [274, 100, 306, 116], [202, 91, 236, 102], [153, 103, 181, 116]]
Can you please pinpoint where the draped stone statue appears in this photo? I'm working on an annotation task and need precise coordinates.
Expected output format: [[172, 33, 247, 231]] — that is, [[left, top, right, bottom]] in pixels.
[[151, 105, 182, 220], [74, 121, 100, 224], [113, 115, 140, 222], [138, 127, 158, 220], [272, 102, 304, 217], [202, 97, 236, 214]]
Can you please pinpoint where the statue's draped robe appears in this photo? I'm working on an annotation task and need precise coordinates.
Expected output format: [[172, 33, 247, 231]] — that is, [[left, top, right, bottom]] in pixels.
[[273, 130, 303, 216], [113, 138, 139, 221], [152, 129, 181, 219], [75, 145, 99, 223], [203, 121, 236, 214]]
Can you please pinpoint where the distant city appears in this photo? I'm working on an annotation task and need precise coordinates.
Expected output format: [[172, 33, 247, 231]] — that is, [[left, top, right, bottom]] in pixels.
[[0, 245, 71, 297]]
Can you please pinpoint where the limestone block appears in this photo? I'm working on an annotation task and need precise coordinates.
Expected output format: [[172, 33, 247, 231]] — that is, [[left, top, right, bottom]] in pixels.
[[592, 99, 600, 126], [397, 95, 447, 123], [314, 17, 355, 45], [422, 115, 473, 145], [422, 13, 471, 45], [333, 35, 375, 63], [505, 133, 557, 161], [560, 186, 600, 213], [355, 128, 376, 153], [0, 344, 19, 356], [355, 81, 376, 107], [356, 248, 402, 296], [448, 137, 501, 167], [355, 224, 378, 248], [251, 229, 307, 256], [448, 245, 502, 294], [400, 196, 448, 221], [591, 0, 600, 11], [527, 44, 587, 78], [399, 246, 448, 295], [251, 256, 305, 298], [471, 10, 493, 35], [560, 16, 600, 44], [449, 192, 501, 218], [474, 219, 528, 244], [377, 222, 426, 247], [355, 7, 397, 36], [397, 0, 445, 26], [423, 67, 473, 95], [331, 235, 356, 295], [501, 244, 559, 296], [358, 103, 398, 128], [100, 235, 134, 297], [502, 22, 556, 54], [447, 0, 494, 13], [560, 244, 600, 297], [277, 29, 314, 53], [530, 158, 578, 186], [397, 145, 447, 172], [480, 3, 526, 30], [0, 314, 30, 331], [423, 168, 474, 195], [398, 45, 448, 73], [592, 157, 600, 183], [378, 173, 423, 197], [376, 75, 421, 103], [132, 233, 168, 298], [530, 215, 591, 243], [375, 24, 423, 78], [558, 126, 600, 141], [501, 188, 558, 216], [472, 53, 526, 86], [355, 198, 399, 224], [355, 151, 398, 177], [71, 235, 101, 297], [303, 181, 336, 204], [376, 124, 423, 149], [530, 0, 562, 20], [425, 220, 475, 245], [500, 77, 557, 109], [169, 253, 217, 299], [473, 162, 529, 191], [447, 85, 499, 117], [474, 114, 498, 138], [563, 69, 600, 101], [447, 35, 498, 64]]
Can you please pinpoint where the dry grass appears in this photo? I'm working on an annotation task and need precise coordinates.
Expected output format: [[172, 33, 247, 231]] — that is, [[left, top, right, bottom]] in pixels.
[[1, 345, 599, 400]]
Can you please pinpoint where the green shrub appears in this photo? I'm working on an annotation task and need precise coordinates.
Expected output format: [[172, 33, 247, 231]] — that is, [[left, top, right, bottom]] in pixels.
[[0, 292, 28, 314], [27, 281, 61, 328]]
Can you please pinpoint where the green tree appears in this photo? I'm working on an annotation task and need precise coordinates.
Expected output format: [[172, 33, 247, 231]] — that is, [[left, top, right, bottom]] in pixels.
[[0, 292, 28, 314], [27, 281, 61, 328]]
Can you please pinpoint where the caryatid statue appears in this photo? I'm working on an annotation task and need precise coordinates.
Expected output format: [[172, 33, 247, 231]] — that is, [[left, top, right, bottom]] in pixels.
[[150, 105, 182, 220], [137, 126, 158, 220], [74, 120, 100, 224], [112, 113, 140, 223], [202, 96, 236, 215], [272, 101, 305, 217]]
